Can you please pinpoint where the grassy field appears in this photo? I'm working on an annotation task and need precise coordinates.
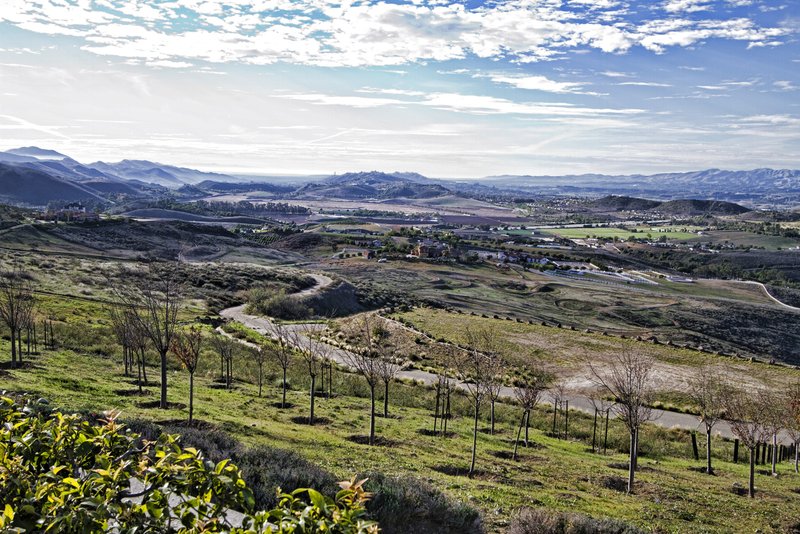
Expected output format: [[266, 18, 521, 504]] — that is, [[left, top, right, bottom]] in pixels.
[[539, 226, 702, 241], [389, 308, 800, 404], [4, 339, 800, 533]]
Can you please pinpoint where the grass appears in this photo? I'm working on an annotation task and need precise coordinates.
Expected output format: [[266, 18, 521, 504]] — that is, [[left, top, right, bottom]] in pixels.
[[3, 342, 800, 533], [539, 226, 702, 241], [390, 308, 800, 401]]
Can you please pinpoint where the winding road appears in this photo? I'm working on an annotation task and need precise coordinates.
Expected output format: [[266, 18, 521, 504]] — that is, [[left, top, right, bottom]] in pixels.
[[218, 282, 774, 444]]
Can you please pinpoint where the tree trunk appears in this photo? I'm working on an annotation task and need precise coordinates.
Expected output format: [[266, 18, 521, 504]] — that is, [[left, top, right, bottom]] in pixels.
[[220, 354, 225, 380], [564, 400, 569, 440], [159, 349, 168, 409], [433, 385, 440, 433], [188, 372, 194, 425], [749, 446, 756, 498], [141, 349, 148, 384], [10, 329, 16, 367], [369, 383, 376, 446], [706, 428, 713, 475], [282, 367, 287, 408], [627, 431, 636, 494], [469, 398, 479, 478], [123, 346, 129, 376], [137, 355, 142, 394], [772, 433, 778, 476], [552, 401, 558, 435], [444, 387, 450, 435], [490, 399, 495, 435], [513, 411, 525, 460], [310, 374, 316, 425], [794, 441, 799, 474], [328, 362, 333, 399], [383, 380, 389, 418], [258, 364, 263, 397], [592, 408, 598, 451], [524, 409, 530, 447], [603, 409, 610, 454], [226, 358, 231, 389], [633, 428, 639, 471]]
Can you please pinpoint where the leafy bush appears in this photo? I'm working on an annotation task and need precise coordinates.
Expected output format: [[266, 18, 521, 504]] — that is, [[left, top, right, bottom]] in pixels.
[[249, 289, 313, 320], [508, 507, 643, 534], [361, 472, 483, 534], [0, 396, 378, 533]]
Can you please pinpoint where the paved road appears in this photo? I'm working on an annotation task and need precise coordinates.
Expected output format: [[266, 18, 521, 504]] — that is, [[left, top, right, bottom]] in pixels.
[[219, 303, 786, 444]]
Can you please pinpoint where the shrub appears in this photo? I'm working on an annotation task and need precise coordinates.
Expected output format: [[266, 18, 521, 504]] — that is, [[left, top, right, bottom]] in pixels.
[[508, 507, 643, 534], [0, 397, 377, 533], [361, 472, 483, 534]]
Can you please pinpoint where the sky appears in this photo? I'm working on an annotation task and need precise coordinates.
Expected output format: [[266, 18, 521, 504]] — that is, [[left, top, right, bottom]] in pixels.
[[0, 0, 798, 178]]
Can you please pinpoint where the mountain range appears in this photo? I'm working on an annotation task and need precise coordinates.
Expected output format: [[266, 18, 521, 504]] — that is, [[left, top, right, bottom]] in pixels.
[[0, 146, 798, 208]]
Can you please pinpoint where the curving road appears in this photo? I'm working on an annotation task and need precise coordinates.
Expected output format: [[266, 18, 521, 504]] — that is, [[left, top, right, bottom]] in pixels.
[[218, 302, 786, 444]]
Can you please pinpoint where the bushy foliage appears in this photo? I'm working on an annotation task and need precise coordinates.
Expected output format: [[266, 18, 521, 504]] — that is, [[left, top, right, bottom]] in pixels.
[[508, 507, 643, 534], [361, 472, 483, 534], [248, 290, 313, 320], [0, 396, 378, 533]]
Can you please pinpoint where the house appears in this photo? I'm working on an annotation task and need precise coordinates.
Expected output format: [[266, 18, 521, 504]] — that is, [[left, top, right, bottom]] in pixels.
[[411, 239, 450, 258], [41, 204, 100, 222]]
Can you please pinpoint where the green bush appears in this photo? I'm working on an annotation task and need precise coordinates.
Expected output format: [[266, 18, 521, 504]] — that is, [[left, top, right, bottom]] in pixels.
[[0, 396, 378, 533]]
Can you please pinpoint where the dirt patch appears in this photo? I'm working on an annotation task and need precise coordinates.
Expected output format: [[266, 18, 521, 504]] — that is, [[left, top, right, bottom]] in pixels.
[[113, 388, 153, 397], [291, 416, 332, 425], [431, 464, 489, 478], [137, 400, 187, 410], [417, 428, 458, 438], [346, 434, 396, 447]]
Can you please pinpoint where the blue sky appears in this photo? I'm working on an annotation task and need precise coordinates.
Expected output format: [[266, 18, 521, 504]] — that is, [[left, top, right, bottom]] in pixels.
[[0, 0, 798, 177]]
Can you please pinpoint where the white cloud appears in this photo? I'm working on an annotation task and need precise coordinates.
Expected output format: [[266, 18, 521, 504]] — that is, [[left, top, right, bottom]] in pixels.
[[0, 0, 790, 68], [619, 81, 672, 87], [774, 80, 798, 91], [481, 74, 599, 95]]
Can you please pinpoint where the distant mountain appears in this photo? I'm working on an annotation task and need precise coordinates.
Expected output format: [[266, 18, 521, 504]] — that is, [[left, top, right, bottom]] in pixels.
[[88, 160, 242, 188], [0, 163, 109, 205], [6, 147, 70, 160], [590, 195, 750, 216], [482, 168, 800, 205], [296, 171, 451, 200]]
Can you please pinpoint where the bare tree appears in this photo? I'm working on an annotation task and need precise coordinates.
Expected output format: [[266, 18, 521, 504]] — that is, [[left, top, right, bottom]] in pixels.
[[115, 265, 182, 409], [512, 367, 551, 460], [432, 345, 456, 436], [786, 382, 800, 474], [109, 304, 133, 376], [723, 387, 771, 498], [343, 315, 384, 445], [249, 344, 269, 398], [298, 324, 332, 425], [588, 394, 615, 454], [211, 332, 235, 389], [370, 321, 403, 419], [481, 332, 506, 436], [171, 325, 204, 425], [590, 349, 656, 494], [0, 266, 35, 368], [270, 322, 294, 408], [687, 366, 728, 475], [762, 390, 783, 477], [458, 327, 493, 478], [549, 381, 568, 437]]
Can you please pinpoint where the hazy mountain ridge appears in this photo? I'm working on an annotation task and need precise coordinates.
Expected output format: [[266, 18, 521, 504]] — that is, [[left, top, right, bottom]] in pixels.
[[590, 195, 750, 215]]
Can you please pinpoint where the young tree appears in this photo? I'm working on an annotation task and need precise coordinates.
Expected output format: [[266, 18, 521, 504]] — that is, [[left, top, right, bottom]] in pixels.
[[270, 322, 294, 408], [482, 333, 506, 436], [723, 387, 771, 497], [590, 349, 656, 494], [343, 315, 384, 445], [762, 390, 783, 477], [787, 381, 800, 474], [297, 325, 332, 425], [459, 327, 493, 478], [549, 381, 567, 437], [687, 366, 728, 474], [109, 304, 133, 376], [588, 394, 615, 453], [0, 266, 35, 368], [211, 332, 235, 390], [249, 344, 269, 398], [512, 368, 551, 460], [170, 325, 204, 425], [115, 265, 182, 409]]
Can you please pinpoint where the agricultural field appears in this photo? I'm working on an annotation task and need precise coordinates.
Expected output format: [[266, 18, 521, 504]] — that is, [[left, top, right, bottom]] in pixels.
[[538, 226, 704, 241]]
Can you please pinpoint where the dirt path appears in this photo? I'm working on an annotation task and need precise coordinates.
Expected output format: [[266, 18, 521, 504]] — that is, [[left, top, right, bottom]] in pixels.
[[218, 304, 784, 443], [738, 281, 800, 312]]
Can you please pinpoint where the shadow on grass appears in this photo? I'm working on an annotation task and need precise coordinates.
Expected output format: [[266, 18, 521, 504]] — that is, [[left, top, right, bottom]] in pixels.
[[346, 435, 396, 447], [137, 400, 187, 410], [291, 416, 332, 425], [113, 388, 152, 397], [416, 428, 458, 438]]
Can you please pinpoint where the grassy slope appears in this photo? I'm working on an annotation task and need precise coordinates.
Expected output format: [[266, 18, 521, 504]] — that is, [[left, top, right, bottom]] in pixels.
[[3, 336, 800, 533]]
